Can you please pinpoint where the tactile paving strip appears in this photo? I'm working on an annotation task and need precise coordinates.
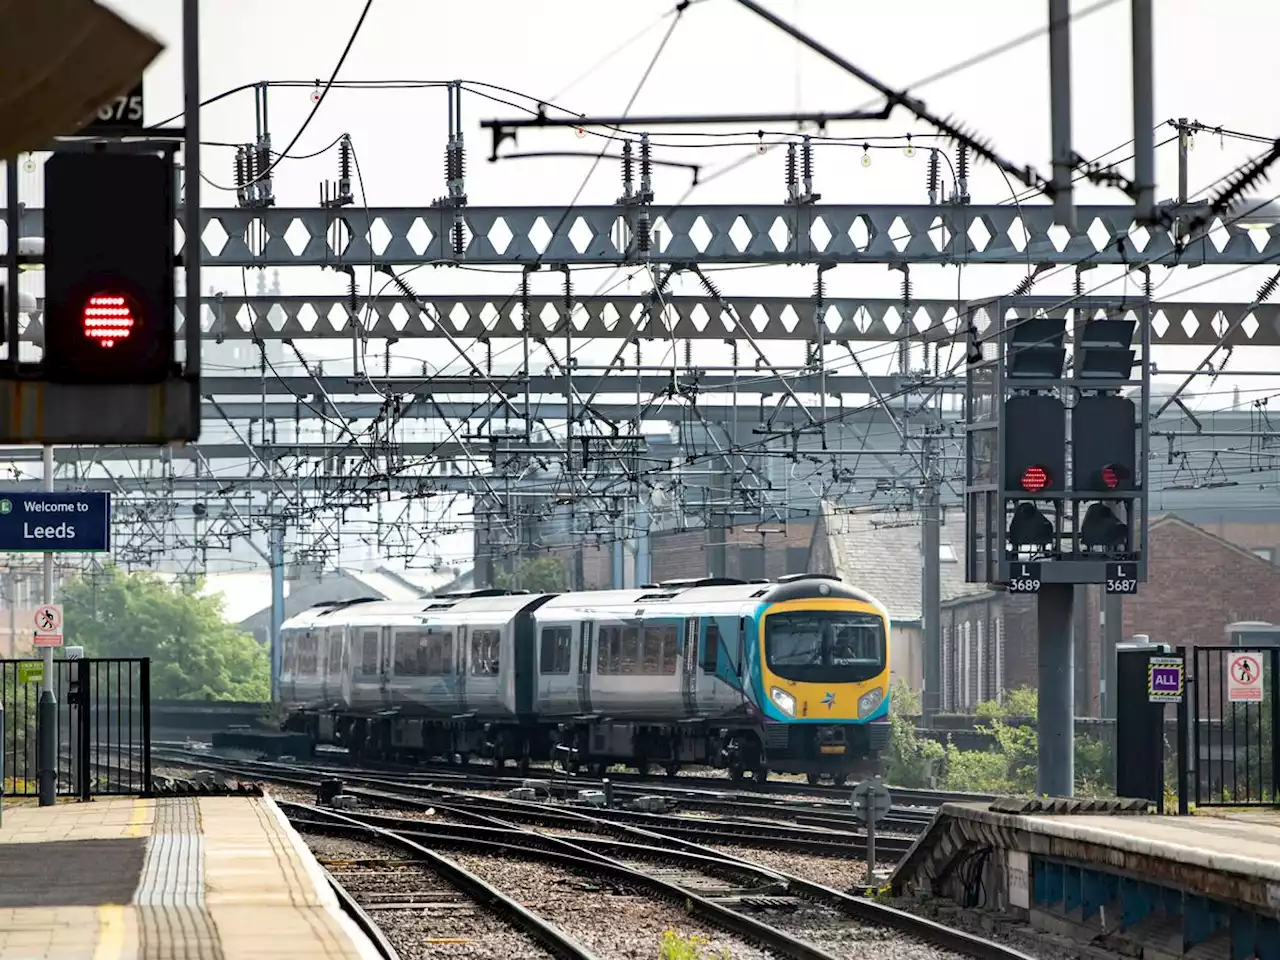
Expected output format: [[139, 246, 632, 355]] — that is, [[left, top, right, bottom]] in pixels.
[[135, 798, 205, 908], [138, 905, 224, 960]]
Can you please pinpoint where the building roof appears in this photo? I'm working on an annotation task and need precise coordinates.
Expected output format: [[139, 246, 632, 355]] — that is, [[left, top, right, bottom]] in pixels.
[[819, 501, 984, 622], [194, 563, 473, 627], [1149, 513, 1280, 567]]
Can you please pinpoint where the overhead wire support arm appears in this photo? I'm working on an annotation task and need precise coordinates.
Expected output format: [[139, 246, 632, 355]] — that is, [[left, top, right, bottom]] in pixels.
[[481, 106, 893, 154], [731, 0, 1053, 196]]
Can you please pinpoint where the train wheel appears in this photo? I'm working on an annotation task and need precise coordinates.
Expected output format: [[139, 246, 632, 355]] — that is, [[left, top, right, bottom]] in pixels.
[[831, 773, 848, 787], [729, 761, 745, 782], [664, 762, 679, 778], [806, 773, 820, 786], [752, 765, 768, 783]]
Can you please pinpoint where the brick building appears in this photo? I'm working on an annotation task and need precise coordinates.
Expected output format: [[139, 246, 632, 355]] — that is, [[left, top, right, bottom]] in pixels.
[[940, 514, 1280, 714], [808, 502, 984, 691], [545, 519, 819, 589]]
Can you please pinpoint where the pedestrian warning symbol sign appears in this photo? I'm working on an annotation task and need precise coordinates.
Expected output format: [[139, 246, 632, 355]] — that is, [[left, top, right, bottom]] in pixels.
[[1228, 651, 1265, 703]]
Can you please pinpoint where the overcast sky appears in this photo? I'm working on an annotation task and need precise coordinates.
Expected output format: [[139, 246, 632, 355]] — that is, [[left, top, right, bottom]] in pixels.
[[12, 0, 1280, 571]]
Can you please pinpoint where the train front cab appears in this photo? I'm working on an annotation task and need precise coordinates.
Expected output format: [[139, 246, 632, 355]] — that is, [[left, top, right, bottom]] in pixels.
[[754, 578, 891, 784]]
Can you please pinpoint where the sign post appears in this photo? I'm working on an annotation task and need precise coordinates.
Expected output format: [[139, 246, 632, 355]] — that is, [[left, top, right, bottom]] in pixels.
[[33, 603, 63, 648], [1007, 562, 1042, 595], [1228, 651, 1265, 703], [850, 778, 893, 879], [1147, 656, 1184, 704], [1106, 561, 1139, 596], [0, 489, 108, 807]]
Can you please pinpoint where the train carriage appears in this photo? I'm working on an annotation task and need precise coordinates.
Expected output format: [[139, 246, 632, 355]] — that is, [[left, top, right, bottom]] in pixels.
[[277, 574, 892, 783]]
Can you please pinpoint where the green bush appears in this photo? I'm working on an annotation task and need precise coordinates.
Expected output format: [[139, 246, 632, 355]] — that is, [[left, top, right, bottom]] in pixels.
[[893, 685, 1116, 797], [888, 679, 944, 787]]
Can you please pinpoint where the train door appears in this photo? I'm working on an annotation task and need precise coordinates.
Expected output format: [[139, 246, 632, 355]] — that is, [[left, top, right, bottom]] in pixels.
[[456, 625, 468, 710], [680, 618, 698, 717], [513, 611, 536, 719], [379, 625, 393, 706], [538, 622, 575, 716], [340, 626, 353, 705], [576, 621, 594, 714]]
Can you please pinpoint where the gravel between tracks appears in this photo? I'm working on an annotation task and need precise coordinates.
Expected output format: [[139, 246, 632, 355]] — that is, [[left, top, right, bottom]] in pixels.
[[448, 851, 781, 960], [759, 902, 977, 960], [706, 843, 872, 890], [301, 833, 553, 959]]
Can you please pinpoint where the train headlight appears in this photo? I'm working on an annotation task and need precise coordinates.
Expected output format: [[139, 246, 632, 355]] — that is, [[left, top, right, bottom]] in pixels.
[[769, 686, 797, 717], [858, 687, 884, 718]]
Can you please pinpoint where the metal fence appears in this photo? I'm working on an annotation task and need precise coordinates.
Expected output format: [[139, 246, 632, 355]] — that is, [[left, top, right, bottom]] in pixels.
[[1, 658, 152, 799], [1178, 645, 1280, 808]]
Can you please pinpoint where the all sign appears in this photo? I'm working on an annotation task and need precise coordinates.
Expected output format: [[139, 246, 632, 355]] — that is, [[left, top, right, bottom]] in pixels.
[[1228, 651, 1265, 703]]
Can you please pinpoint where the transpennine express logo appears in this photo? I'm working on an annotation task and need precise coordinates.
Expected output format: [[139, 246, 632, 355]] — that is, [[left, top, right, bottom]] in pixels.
[[822, 691, 835, 709]]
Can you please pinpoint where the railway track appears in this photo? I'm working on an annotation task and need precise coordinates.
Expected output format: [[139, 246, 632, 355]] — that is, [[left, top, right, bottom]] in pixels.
[[154, 745, 941, 836], [156, 738, 990, 809], [286, 799, 1039, 960], [151, 750, 921, 857]]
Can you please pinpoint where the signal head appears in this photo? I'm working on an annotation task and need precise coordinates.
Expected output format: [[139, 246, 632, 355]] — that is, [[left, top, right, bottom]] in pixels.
[[1020, 465, 1050, 493], [81, 291, 137, 349]]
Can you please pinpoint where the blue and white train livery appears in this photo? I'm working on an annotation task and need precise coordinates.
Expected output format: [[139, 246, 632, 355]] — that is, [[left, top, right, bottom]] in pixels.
[[277, 574, 892, 784]]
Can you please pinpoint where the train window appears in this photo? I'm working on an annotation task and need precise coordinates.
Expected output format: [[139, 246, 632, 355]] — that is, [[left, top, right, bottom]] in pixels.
[[539, 626, 572, 675], [297, 632, 318, 676], [596, 626, 620, 674], [471, 629, 501, 676], [702, 623, 720, 675], [424, 629, 453, 676], [327, 628, 343, 676], [642, 623, 679, 675], [620, 625, 640, 675], [282, 630, 297, 676], [359, 630, 379, 674]]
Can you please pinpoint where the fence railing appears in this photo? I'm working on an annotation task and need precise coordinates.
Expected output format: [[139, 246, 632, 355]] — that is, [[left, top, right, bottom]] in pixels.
[[1178, 645, 1280, 808], [1, 658, 151, 800]]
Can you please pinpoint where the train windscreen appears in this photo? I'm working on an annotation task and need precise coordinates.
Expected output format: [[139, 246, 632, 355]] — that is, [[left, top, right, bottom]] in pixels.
[[764, 609, 885, 684]]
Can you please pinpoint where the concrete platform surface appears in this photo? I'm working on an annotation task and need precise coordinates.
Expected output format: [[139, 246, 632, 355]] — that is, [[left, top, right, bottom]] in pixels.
[[951, 800, 1280, 885], [0, 795, 383, 959]]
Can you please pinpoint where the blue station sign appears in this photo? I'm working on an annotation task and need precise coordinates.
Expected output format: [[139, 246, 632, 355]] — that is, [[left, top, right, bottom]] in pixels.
[[0, 492, 111, 552]]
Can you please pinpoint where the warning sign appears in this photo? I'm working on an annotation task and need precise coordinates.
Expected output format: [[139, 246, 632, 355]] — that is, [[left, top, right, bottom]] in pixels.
[[1228, 651, 1265, 703]]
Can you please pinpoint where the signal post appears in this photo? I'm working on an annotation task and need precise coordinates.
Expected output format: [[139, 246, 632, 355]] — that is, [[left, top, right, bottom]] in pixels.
[[964, 296, 1150, 798], [1, 1, 200, 804]]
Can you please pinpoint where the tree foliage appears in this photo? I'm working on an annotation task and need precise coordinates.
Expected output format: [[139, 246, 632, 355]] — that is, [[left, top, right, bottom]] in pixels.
[[494, 556, 568, 593], [58, 565, 269, 701], [892, 682, 1116, 796]]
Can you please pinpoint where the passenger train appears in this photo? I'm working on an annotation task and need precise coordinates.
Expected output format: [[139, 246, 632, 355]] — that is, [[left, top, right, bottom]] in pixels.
[[277, 574, 892, 784]]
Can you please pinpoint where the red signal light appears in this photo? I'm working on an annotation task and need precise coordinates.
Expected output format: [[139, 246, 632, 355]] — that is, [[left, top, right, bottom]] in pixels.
[[1102, 465, 1120, 489], [81, 292, 136, 349], [1020, 465, 1050, 493]]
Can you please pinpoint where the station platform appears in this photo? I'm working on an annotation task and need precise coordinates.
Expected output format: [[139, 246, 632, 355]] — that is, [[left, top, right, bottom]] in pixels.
[[892, 797, 1280, 960], [0, 794, 382, 959]]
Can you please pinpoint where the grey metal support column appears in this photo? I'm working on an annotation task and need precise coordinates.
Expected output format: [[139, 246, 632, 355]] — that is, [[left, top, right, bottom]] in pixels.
[[1175, 117, 1189, 242], [5, 158, 17, 364], [635, 499, 652, 586], [183, 0, 201, 378], [1048, 0, 1076, 228], [707, 468, 729, 579], [1037, 582, 1075, 797], [268, 521, 285, 701], [611, 512, 626, 589], [37, 445, 56, 806], [1073, 586, 1091, 715], [921, 444, 942, 720], [1101, 593, 1123, 718], [1131, 0, 1155, 222]]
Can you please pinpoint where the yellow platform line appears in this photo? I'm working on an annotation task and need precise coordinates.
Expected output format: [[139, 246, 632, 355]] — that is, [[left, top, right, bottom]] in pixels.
[[92, 905, 126, 960], [125, 798, 149, 838]]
